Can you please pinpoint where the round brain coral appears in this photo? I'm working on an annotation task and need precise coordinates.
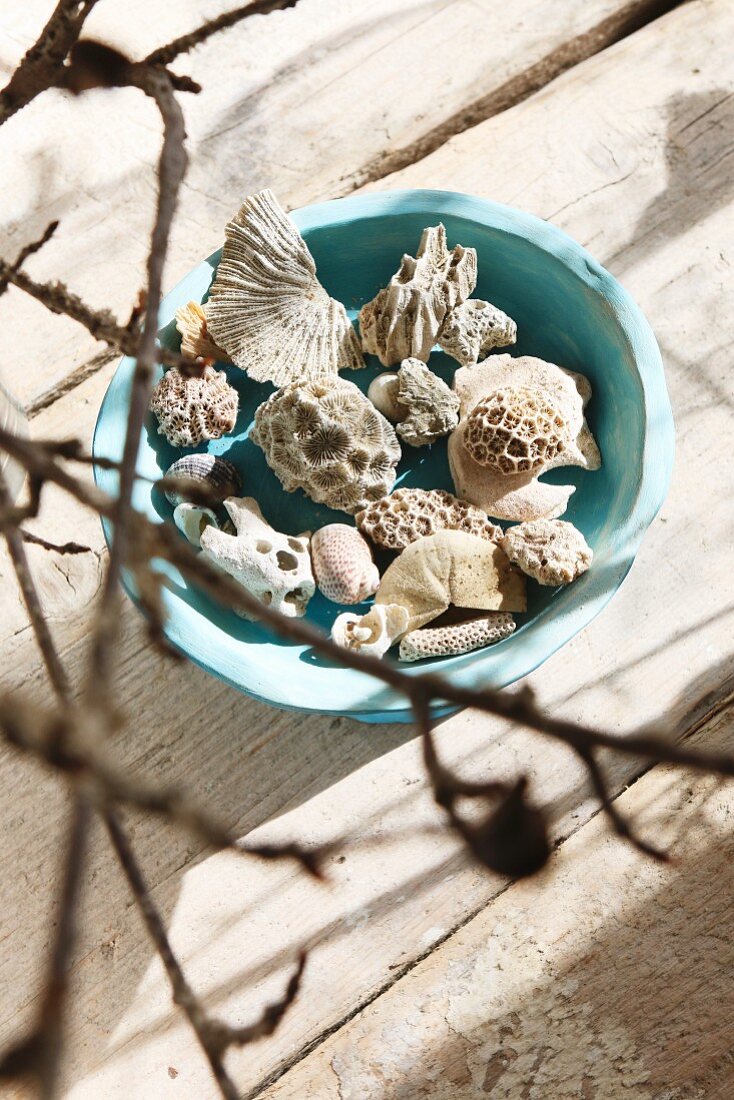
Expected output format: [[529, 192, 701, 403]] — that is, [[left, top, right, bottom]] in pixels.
[[463, 385, 568, 475], [250, 376, 401, 514], [150, 365, 239, 448]]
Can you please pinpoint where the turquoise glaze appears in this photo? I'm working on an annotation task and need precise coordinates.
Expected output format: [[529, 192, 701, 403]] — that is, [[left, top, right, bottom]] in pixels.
[[93, 190, 674, 723]]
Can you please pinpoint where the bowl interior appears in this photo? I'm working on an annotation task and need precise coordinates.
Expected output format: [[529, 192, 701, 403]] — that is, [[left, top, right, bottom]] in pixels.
[[94, 191, 672, 721]]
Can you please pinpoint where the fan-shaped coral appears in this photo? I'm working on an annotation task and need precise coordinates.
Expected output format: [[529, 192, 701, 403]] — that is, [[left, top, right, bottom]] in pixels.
[[175, 301, 230, 362], [448, 354, 600, 521], [375, 530, 526, 633], [398, 612, 516, 662], [359, 224, 477, 366], [204, 189, 364, 385], [500, 519, 593, 586], [250, 376, 401, 514], [356, 488, 501, 550], [438, 298, 516, 367], [150, 366, 238, 448]]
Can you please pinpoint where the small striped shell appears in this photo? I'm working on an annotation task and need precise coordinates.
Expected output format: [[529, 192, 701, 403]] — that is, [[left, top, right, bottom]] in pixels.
[[398, 612, 516, 662], [311, 524, 379, 604], [163, 454, 242, 506]]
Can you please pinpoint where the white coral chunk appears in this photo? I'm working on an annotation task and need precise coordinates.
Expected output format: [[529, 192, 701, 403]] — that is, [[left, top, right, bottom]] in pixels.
[[359, 224, 477, 366], [200, 496, 314, 620], [150, 365, 238, 448], [331, 603, 409, 658], [500, 519, 593, 586], [173, 502, 220, 548], [448, 354, 601, 521], [398, 612, 516, 662], [204, 190, 364, 385], [394, 358, 459, 447], [250, 376, 401, 515], [438, 298, 517, 367]]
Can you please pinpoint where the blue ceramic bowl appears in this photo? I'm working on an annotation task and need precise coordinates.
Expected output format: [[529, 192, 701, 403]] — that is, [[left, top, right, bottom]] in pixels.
[[93, 190, 674, 723]]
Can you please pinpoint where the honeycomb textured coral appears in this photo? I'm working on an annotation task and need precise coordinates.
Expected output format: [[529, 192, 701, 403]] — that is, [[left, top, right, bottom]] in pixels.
[[356, 488, 501, 550], [150, 366, 238, 448], [500, 519, 593, 586], [464, 385, 568, 474], [311, 524, 379, 604], [398, 612, 516, 662], [204, 189, 364, 384], [250, 376, 401, 514], [359, 223, 477, 366]]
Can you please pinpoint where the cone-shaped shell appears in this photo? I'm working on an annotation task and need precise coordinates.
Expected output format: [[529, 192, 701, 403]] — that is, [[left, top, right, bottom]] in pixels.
[[204, 189, 364, 385], [163, 454, 242, 506]]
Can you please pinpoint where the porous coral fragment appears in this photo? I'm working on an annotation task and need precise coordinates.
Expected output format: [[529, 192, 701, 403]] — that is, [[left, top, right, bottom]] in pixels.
[[398, 612, 516, 662], [375, 530, 526, 633], [464, 386, 567, 474], [394, 358, 460, 447], [250, 376, 401, 514], [500, 519, 593, 586], [200, 496, 314, 620], [438, 298, 517, 367], [150, 365, 238, 448], [204, 189, 364, 384], [311, 524, 379, 604], [448, 354, 600, 521], [359, 224, 477, 366], [356, 488, 501, 551], [331, 603, 409, 658]]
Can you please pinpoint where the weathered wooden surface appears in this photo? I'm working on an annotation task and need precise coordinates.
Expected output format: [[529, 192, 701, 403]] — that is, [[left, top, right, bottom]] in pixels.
[[1, 0, 733, 1097], [0, 0, 674, 412], [265, 704, 734, 1099]]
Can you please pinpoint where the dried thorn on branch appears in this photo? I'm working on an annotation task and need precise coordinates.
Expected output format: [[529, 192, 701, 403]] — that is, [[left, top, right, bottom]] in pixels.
[[207, 953, 307, 1055], [21, 530, 91, 555]]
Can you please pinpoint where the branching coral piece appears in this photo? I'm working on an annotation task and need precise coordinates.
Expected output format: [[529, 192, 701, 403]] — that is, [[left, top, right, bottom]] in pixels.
[[250, 376, 401, 514], [500, 519, 593, 586], [359, 224, 476, 366], [205, 189, 364, 384], [398, 612, 516, 661], [356, 488, 502, 551], [150, 365, 239, 448]]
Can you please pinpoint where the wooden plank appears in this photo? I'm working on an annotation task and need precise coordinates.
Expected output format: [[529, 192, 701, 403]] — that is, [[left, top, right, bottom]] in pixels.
[[0, 0, 675, 412], [1, 0, 733, 1096], [263, 704, 734, 1099]]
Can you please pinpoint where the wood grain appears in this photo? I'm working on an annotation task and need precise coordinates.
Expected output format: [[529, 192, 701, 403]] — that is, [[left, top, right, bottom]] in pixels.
[[0, 0, 677, 411], [1, 0, 733, 1096]]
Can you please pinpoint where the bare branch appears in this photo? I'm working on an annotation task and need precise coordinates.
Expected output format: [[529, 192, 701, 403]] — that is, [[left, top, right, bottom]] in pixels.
[[145, 1, 302, 67], [21, 531, 91, 555], [578, 746, 668, 861]]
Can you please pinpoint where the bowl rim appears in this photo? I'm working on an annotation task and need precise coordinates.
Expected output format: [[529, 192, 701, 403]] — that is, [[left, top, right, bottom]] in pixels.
[[93, 188, 675, 723]]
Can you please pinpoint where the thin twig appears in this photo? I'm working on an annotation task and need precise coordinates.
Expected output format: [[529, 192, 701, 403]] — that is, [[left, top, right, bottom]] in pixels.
[[145, 0, 302, 67], [578, 746, 668, 861], [21, 531, 91, 555]]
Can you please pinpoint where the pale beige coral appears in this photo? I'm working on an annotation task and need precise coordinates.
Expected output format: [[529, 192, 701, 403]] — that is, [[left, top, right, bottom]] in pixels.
[[150, 366, 238, 448], [172, 502, 220, 548], [398, 612, 516, 662], [356, 488, 501, 551], [500, 519, 593, 586], [375, 530, 526, 633], [175, 301, 230, 362], [200, 497, 314, 620], [204, 189, 364, 385], [359, 224, 476, 366], [438, 298, 517, 367], [367, 373, 403, 422], [448, 354, 600, 521], [250, 376, 401, 515], [311, 524, 379, 604], [464, 386, 568, 473], [394, 358, 459, 447], [331, 603, 409, 658]]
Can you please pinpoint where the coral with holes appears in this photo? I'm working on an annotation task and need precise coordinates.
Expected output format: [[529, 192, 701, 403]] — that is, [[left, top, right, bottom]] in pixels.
[[398, 612, 516, 662], [438, 298, 517, 367], [250, 376, 401, 514], [356, 488, 501, 551], [150, 365, 238, 448], [464, 386, 568, 474], [204, 189, 364, 385], [311, 524, 379, 604], [359, 224, 477, 366], [200, 497, 314, 620], [367, 358, 459, 446], [500, 519, 593, 586]]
